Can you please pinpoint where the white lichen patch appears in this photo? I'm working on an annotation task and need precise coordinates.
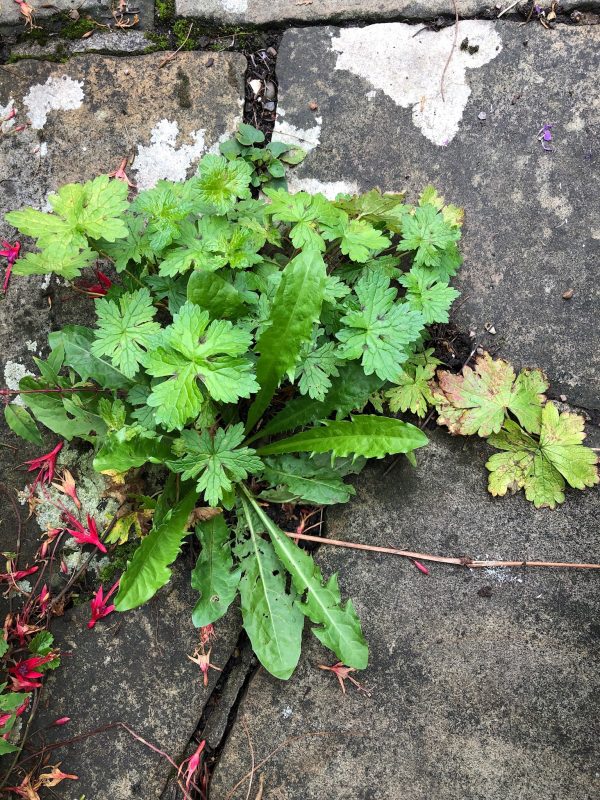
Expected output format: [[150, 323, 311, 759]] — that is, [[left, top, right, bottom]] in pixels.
[[222, 0, 248, 10], [1, 98, 16, 133], [133, 119, 207, 190], [23, 75, 85, 131], [331, 22, 502, 146], [273, 107, 322, 152], [25, 339, 38, 352], [286, 176, 360, 200], [26, 446, 119, 533], [4, 360, 34, 407]]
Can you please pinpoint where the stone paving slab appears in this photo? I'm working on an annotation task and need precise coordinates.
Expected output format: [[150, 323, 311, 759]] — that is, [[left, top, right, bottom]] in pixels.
[[0, 50, 246, 795], [211, 428, 600, 800], [174, 0, 589, 26], [34, 574, 241, 799], [0, 0, 154, 31], [10, 29, 154, 59], [273, 21, 600, 411]]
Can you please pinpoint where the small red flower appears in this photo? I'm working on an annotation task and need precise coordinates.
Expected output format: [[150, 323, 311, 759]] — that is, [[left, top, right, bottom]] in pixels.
[[77, 269, 112, 297], [51, 716, 71, 726], [22, 441, 63, 490], [65, 513, 107, 553], [0, 563, 39, 584], [317, 662, 370, 696], [108, 157, 135, 188], [37, 584, 51, 616], [412, 559, 429, 575], [52, 468, 81, 509], [9, 653, 57, 691], [0, 240, 20, 294], [188, 647, 222, 687], [178, 739, 205, 794], [87, 580, 119, 629]]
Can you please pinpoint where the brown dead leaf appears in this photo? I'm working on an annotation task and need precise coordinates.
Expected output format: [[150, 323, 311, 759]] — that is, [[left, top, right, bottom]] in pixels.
[[188, 506, 223, 527]]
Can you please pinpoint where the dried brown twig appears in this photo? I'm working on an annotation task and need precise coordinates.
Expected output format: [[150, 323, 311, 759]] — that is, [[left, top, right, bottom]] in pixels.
[[285, 531, 600, 571]]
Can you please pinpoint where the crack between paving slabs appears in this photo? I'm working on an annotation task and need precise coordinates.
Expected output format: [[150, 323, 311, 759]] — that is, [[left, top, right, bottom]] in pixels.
[[159, 632, 259, 800]]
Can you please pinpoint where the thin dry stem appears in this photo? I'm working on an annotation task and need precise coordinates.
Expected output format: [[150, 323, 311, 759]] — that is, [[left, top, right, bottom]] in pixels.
[[286, 531, 600, 570]]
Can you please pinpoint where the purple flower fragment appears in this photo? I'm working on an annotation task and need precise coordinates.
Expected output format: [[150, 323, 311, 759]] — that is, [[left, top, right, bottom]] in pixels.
[[537, 123, 555, 152]]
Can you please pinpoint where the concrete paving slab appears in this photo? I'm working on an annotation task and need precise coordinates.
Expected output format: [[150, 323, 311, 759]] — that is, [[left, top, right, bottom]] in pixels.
[[0, 0, 153, 31], [273, 21, 600, 411], [211, 428, 600, 800], [0, 51, 246, 794], [174, 0, 590, 26], [33, 574, 241, 799]]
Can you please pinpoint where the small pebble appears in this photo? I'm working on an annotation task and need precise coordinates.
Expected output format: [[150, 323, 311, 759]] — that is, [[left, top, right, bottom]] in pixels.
[[559, 394, 567, 402], [263, 101, 275, 111], [562, 288, 574, 299], [267, 46, 277, 57], [264, 81, 276, 100], [478, 111, 487, 121], [476, 346, 485, 355], [248, 78, 262, 96], [308, 100, 318, 111], [68, 8, 79, 19], [205, 57, 214, 68]]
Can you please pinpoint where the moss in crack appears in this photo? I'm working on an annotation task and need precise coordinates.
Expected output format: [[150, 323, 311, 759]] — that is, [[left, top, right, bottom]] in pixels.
[[156, 0, 175, 22], [173, 19, 199, 50], [145, 31, 170, 51], [60, 15, 98, 40], [98, 539, 140, 585]]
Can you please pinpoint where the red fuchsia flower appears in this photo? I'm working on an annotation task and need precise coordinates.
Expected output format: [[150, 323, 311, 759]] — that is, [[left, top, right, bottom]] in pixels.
[[9, 653, 57, 691], [65, 513, 107, 553], [51, 716, 71, 727], [8, 612, 42, 646], [77, 269, 112, 297], [37, 584, 51, 616], [0, 239, 20, 294], [87, 580, 119, 629], [412, 559, 429, 575], [178, 739, 206, 795], [0, 563, 39, 584], [188, 647, 222, 687], [22, 441, 63, 490], [317, 662, 370, 696], [108, 157, 135, 188], [38, 765, 79, 787], [60, 559, 69, 575], [52, 468, 81, 509], [0, 697, 30, 729]]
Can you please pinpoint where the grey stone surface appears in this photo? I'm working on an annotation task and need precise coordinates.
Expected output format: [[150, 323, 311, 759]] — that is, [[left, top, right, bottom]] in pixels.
[[211, 428, 600, 800], [0, 0, 153, 31], [33, 572, 241, 799], [174, 0, 592, 25], [0, 51, 246, 794], [273, 21, 600, 410], [10, 30, 155, 59]]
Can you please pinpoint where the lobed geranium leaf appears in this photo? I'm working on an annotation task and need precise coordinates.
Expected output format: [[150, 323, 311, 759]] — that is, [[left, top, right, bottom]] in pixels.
[[336, 272, 424, 382], [433, 353, 548, 437], [168, 423, 262, 508], [486, 404, 599, 508], [91, 288, 161, 378]]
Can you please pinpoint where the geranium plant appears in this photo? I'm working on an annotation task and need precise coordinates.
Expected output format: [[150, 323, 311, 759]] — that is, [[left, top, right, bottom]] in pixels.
[[4, 125, 595, 679]]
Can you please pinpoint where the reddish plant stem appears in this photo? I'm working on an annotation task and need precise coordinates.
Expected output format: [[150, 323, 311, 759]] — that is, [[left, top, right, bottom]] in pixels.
[[286, 531, 600, 570]]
